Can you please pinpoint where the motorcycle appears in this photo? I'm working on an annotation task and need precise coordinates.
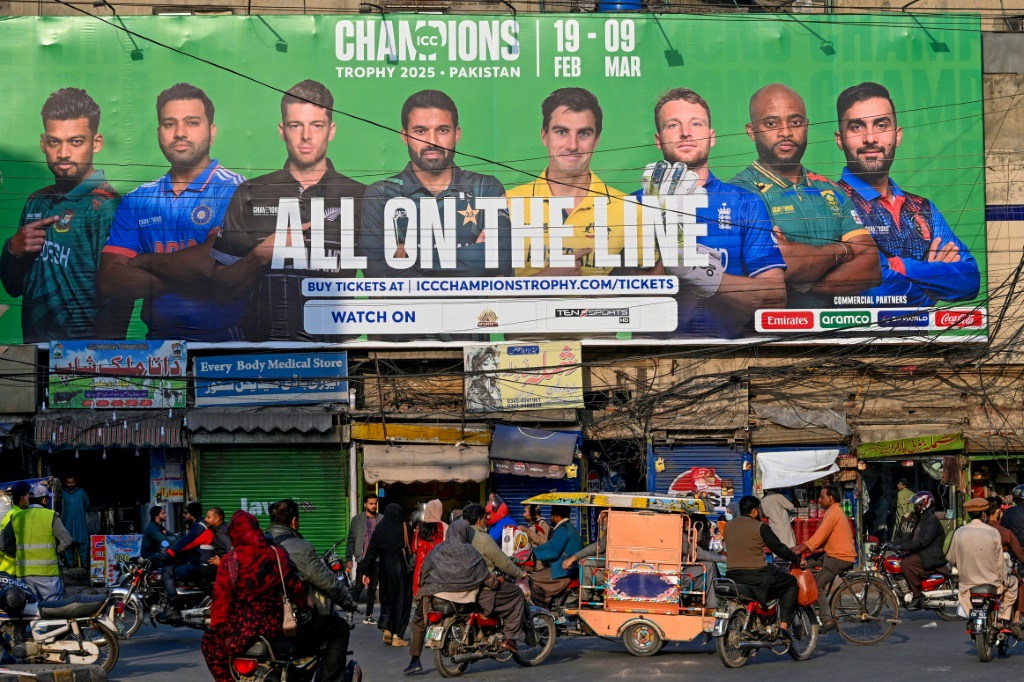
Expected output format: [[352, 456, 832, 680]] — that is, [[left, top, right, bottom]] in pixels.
[[965, 582, 1016, 662], [230, 539, 362, 682], [868, 544, 962, 620], [0, 580, 121, 673], [108, 555, 213, 637], [425, 581, 557, 679], [712, 577, 819, 668], [230, 638, 362, 682]]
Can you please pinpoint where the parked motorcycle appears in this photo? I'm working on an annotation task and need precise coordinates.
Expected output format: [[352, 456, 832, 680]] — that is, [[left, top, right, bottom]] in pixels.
[[108, 555, 213, 637], [965, 583, 1015, 662], [870, 544, 962, 620], [425, 586, 557, 678], [0, 581, 121, 673], [713, 577, 819, 668]]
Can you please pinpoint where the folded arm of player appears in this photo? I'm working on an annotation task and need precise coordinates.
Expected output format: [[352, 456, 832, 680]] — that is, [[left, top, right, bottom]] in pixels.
[[810, 232, 881, 296], [886, 208, 980, 303], [128, 229, 219, 292]]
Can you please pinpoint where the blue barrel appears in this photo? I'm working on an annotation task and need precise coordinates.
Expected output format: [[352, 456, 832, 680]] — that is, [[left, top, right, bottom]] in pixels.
[[597, 0, 642, 10]]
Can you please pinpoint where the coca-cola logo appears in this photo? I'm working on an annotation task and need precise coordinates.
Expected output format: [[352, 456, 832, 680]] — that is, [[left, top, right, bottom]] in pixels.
[[934, 310, 982, 328]]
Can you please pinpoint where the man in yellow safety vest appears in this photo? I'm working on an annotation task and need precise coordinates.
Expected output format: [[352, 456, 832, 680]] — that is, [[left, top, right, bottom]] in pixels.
[[0, 482, 72, 600], [0, 481, 29, 576]]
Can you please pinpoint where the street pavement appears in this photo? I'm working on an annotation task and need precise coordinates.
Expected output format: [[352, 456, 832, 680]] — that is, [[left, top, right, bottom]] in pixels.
[[110, 609, 1019, 681]]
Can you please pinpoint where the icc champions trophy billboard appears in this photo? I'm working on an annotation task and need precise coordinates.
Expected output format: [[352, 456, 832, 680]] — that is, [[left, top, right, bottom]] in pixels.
[[0, 14, 986, 346]]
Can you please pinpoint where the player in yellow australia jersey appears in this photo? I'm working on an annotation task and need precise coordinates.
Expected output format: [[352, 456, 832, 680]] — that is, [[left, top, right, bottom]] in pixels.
[[507, 87, 639, 277]]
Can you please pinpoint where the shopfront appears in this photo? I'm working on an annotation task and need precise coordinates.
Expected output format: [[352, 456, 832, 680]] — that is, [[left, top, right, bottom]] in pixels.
[[753, 446, 851, 546], [856, 432, 966, 542], [357, 422, 491, 524], [191, 409, 348, 552], [647, 445, 752, 518], [36, 411, 185, 536], [488, 424, 581, 527]]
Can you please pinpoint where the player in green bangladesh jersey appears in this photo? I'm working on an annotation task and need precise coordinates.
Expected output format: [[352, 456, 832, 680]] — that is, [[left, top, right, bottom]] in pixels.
[[0, 88, 120, 342], [731, 84, 880, 309]]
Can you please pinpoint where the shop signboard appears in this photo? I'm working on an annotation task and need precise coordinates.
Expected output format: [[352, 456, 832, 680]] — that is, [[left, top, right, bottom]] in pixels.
[[465, 342, 583, 411], [90, 534, 142, 586], [0, 14, 984, 346], [150, 449, 185, 503], [48, 341, 186, 409], [857, 432, 964, 460], [194, 352, 349, 406]]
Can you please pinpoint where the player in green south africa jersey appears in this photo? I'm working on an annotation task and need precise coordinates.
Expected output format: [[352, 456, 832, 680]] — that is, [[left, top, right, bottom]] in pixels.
[[0, 88, 121, 343], [731, 84, 880, 309]]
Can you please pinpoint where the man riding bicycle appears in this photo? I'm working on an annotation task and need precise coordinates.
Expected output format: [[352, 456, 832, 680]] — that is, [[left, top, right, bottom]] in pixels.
[[724, 496, 804, 642], [792, 485, 857, 634]]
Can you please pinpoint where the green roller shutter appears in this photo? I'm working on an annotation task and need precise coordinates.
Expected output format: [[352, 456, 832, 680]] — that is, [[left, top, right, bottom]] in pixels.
[[199, 447, 348, 554]]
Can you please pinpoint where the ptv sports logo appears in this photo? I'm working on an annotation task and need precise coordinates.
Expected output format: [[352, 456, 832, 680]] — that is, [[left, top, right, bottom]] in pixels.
[[667, 466, 734, 509]]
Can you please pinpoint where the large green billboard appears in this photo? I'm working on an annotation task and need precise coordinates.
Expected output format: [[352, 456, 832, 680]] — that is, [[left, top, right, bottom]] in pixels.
[[0, 13, 985, 345]]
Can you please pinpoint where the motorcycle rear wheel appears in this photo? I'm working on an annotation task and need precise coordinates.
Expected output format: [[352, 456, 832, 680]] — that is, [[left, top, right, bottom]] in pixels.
[[715, 611, 750, 669], [976, 631, 994, 662], [432, 621, 469, 679], [64, 621, 120, 673], [513, 613, 556, 666]]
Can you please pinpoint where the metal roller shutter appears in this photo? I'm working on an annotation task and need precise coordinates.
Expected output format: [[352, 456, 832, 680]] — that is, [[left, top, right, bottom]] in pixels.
[[648, 446, 752, 517], [199, 447, 348, 554], [490, 473, 580, 528]]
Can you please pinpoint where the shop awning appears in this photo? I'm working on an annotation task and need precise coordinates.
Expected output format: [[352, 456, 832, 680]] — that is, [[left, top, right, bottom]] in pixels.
[[35, 411, 184, 448], [362, 443, 489, 484], [756, 449, 841, 489], [489, 425, 579, 466], [186, 408, 334, 434]]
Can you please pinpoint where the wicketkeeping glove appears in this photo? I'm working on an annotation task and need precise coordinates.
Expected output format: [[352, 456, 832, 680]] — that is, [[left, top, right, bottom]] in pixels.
[[666, 242, 725, 298], [641, 161, 705, 209]]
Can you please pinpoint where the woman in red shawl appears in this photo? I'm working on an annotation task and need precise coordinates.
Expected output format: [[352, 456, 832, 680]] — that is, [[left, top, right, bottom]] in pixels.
[[201, 510, 308, 682], [412, 499, 447, 597]]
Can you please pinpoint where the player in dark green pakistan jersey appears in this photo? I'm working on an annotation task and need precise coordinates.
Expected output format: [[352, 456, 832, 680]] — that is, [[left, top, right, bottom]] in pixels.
[[0, 88, 121, 343]]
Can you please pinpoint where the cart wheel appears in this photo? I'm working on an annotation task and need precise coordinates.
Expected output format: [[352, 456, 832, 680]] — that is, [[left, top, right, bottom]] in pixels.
[[622, 621, 663, 657]]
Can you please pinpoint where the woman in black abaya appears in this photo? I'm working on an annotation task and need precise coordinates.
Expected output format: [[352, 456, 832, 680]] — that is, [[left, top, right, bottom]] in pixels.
[[359, 503, 412, 646]]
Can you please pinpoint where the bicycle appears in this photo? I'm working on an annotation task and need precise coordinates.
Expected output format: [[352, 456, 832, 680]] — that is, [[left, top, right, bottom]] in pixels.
[[808, 558, 901, 646]]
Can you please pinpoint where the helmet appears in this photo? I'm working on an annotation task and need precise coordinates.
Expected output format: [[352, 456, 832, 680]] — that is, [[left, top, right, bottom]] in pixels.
[[909, 491, 934, 511], [1013, 485, 1024, 503]]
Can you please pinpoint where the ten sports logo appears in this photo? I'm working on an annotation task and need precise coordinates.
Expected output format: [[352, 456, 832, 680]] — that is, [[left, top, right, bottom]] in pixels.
[[555, 307, 630, 323]]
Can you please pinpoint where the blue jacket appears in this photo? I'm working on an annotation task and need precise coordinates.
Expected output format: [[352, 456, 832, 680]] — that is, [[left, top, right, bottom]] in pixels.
[[488, 516, 518, 545], [533, 520, 584, 580]]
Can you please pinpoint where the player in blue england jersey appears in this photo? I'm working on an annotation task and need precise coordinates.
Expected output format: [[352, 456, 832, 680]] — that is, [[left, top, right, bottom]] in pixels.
[[834, 82, 980, 308], [98, 83, 246, 341], [635, 88, 786, 338]]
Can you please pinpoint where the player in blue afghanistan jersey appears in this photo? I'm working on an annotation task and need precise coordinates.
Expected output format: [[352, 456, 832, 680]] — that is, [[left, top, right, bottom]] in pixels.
[[731, 84, 881, 309], [1, 88, 121, 342], [634, 88, 786, 338], [833, 82, 980, 308], [98, 83, 246, 341]]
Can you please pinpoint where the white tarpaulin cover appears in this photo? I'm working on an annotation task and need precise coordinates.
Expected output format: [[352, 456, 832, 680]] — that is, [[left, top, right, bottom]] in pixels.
[[362, 443, 489, 484], [756, 449, 841, 489]]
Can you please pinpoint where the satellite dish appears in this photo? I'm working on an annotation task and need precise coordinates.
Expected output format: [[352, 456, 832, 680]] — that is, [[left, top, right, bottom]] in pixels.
[[922, 459, 943, 481]]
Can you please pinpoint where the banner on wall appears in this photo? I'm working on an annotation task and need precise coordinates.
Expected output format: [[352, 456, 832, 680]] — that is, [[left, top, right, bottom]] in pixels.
[[464, 342, 583, 411], [0, 14, 986, 346], [48, 341, 187, 409]]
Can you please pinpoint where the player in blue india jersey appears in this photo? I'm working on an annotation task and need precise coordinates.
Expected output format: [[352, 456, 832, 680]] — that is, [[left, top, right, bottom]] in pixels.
[[98, 83, 246, 341]]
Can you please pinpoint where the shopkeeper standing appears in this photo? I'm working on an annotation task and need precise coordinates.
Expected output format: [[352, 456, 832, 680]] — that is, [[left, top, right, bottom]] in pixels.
[[792, 486, 857, 634]]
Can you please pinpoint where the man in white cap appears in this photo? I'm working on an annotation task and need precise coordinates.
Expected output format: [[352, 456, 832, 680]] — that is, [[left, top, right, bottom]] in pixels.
[[947, 497, 1019, 633], [0, 482, 73, 600]]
